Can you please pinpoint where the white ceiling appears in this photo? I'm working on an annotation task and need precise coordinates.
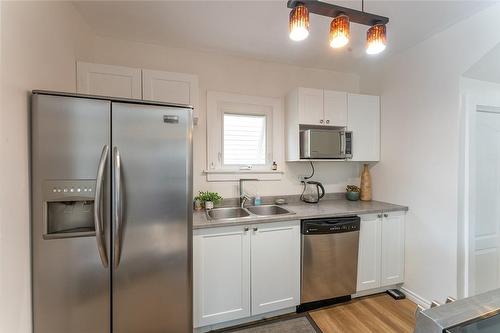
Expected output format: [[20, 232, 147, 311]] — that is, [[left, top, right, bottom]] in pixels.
[[464, 41, 500, 84], [72, 0, 493, 73]]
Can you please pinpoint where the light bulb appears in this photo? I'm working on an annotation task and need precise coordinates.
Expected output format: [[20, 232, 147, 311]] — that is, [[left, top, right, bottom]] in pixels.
[[329, 14, 350, 49], [289, 4, 309, 42], [366, 23, 387, 55]]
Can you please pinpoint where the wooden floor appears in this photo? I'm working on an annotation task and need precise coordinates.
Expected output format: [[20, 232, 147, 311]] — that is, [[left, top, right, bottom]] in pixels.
[[309, 294, 417, 333]]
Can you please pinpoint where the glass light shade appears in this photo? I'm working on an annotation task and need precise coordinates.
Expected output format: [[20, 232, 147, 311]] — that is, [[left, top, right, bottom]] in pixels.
[[366, 23, 387, 55], [289, 4, 309, 41], [329, 14, 350, 48]]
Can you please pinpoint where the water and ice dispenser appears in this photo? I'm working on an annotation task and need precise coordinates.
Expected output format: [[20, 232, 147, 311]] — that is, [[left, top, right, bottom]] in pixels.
[[42, 180, 97, 239]]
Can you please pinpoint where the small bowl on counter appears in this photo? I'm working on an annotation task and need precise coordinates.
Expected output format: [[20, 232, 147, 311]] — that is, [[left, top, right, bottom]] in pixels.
[[346, 191, 360, 201], [345, 185, 361, 201]]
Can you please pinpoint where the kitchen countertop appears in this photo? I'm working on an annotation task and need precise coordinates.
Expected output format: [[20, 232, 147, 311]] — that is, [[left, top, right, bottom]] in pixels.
[[415, 288, 500, 333], [193, 199, 408, 229]]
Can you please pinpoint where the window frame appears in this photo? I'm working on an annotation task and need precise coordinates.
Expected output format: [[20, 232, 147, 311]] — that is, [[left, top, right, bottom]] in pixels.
[[222, 110, 272, 168], [207, 91, 283, 177]]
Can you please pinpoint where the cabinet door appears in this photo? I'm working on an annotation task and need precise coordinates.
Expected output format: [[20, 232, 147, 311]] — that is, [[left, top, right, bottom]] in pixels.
[[348, 94, 380, 161], [298, 88, 324, 125], [356, 214, 382, 292], [381, 212, 405, 286], [142, 69, 199, 109], [324, 90, 348, 127], [251, 221, 301, 315], [193, 226, 251, 327], [76, 62, 142, 99]]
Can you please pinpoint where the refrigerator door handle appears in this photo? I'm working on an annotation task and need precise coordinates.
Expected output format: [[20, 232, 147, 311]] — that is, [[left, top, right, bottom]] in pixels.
[[94, 145, 109, 268], [113, 147, 123, 268]]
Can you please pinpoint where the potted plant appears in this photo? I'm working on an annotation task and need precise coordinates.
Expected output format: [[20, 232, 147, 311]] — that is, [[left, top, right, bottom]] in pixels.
[[194, 191, 223, 210], [345, 185, 360, 201]]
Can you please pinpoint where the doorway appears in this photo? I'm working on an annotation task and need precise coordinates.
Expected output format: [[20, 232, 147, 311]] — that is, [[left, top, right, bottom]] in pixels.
[[461, 78, 500, 297]]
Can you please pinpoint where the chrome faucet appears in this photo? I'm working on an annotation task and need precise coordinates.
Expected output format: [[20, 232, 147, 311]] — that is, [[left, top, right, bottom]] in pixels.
[[239, 178, 258, 208]]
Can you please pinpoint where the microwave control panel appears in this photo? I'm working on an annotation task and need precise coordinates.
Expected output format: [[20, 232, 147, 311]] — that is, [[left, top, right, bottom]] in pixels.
[[345, 132, 352, 157]]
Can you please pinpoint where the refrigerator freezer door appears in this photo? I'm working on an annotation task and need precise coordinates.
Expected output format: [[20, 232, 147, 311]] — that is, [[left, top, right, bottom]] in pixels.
[[111, 102, 193, 333], [31, 94, 111, 333]]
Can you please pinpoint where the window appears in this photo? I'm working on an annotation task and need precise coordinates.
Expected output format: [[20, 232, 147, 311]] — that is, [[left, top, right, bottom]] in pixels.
[[223, 113, 267, 165], [206, 92, 282, 180]]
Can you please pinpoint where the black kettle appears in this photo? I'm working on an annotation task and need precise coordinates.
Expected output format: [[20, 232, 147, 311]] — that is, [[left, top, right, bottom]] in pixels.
[[300, 180, 325, 204]]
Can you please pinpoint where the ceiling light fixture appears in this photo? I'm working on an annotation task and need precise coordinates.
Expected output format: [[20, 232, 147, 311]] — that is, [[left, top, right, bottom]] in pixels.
[[289, 3, 310, 41], [366, 23, 387, 55], [287, 0, 389, 54], [329, 14, 350, 48]]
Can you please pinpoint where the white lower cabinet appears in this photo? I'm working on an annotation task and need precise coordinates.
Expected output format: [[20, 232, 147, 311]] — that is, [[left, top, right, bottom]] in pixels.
[[251, 221, 301, 315], [381, 212, 406, 286], [193, 225, 251, 327], [356, 211, 405, 292], [356, 214, 382, 291], [193, 220, 300, 328]]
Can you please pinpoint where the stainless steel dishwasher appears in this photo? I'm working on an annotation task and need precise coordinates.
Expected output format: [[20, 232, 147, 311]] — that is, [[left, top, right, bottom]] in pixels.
[[300, 216, 361, 305]]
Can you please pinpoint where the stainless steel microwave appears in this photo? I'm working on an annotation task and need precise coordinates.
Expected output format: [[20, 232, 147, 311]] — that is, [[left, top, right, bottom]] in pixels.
[[300, 129, 352, 159]]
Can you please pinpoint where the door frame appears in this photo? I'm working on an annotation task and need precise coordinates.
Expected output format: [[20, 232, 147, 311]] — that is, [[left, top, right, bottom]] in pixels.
[[459, 77, 500, 298]]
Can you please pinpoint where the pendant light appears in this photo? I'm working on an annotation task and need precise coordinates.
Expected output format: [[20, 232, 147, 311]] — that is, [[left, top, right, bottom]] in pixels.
[[286, 0, 389, 54], [366, 23, 387, 55], [329, 14, 350, 48], [289, 3, 310, 41]]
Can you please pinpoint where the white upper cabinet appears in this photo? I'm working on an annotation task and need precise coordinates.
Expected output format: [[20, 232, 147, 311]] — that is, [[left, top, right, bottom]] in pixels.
[[250, 221, 300, 315], [324, 90, 348, 127], [347, 93, 380, 161], [293, 87, 348, 127], [76, 62, 199, 122], [142, 69, 199, 109], [356, 214, 382, 292], [285, 88, 379, 161], [193, 225, 251, 328], [381, 212, 405, 286], [298, 88, 324, 126], [77, 62, 142, 99]]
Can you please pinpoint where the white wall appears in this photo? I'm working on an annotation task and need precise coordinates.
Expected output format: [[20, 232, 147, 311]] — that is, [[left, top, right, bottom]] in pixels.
[[84, 36, 363, 198], [360, 4, 500, 305], [0, 2, 93, 332]]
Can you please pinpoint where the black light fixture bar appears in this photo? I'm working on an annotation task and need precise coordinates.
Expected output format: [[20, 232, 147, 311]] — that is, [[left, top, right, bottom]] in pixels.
[[287, 0, 389, 26]]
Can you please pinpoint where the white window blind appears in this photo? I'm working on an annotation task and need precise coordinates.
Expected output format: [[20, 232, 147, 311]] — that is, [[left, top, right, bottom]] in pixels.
[[223, 113, 266, 165]]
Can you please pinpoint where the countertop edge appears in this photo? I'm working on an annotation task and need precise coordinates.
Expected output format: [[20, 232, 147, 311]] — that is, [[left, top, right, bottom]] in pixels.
[[193, 200, 408, 230]]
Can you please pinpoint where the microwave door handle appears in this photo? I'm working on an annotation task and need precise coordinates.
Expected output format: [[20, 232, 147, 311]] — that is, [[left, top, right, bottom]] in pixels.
[[94, 145, 109, 268], [340, 132, 345, 155]]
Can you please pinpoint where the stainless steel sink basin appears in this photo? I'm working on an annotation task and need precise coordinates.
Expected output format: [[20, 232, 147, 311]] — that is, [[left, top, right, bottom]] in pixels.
[[246, 205, 293, 216], [206, 205, 294, 221], [206, 207, 250, 220]]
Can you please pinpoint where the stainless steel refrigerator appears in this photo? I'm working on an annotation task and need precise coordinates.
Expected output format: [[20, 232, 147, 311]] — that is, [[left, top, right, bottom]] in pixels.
[[31, 91, 193, 333]]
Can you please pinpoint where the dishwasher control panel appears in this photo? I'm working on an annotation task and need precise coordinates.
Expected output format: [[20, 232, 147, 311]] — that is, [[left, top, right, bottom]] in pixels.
[[301, 216, 360, 234]]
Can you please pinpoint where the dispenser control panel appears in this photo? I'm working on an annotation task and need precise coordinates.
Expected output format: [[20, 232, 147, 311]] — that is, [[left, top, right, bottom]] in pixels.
[[43, 180, 96, 201]]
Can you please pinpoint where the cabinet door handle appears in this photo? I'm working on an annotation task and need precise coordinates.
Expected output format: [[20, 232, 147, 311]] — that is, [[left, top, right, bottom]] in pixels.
[[244, 227, 249, 232], [326, 120, 330, 124], [253, 227, 258, 232], [377, 214, 382, 218], [319, 119, 324, 124], [384, 213, 389, 218]]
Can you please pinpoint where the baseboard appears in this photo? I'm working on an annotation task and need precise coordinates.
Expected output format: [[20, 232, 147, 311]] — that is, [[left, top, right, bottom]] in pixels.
[[400, 286, 431, 309], [194, 307, 296, 333], [352, 285, 400, 299]]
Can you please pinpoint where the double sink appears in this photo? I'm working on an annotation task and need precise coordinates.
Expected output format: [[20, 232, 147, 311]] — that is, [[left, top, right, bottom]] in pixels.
[[206, 205, 295, 221]]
